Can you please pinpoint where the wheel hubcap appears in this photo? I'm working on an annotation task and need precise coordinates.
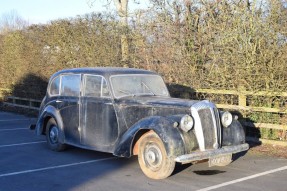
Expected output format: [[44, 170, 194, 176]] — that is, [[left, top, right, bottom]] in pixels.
[[147, 150, 156, 163], [49, 126, 59, 144], [144, 143, 162, 171]]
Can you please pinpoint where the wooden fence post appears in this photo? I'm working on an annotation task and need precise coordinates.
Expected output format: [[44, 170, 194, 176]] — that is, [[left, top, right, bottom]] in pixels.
[[238, 86, 247, 107], [238, 86, 247, 130]]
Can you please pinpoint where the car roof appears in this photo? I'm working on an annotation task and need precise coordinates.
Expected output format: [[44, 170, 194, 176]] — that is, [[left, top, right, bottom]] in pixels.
[[51, 67, 157, 79]]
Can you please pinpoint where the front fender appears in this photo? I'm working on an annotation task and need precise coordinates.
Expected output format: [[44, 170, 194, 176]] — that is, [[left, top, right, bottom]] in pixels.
[[222, 119, 246, 146], [113, 116, 185, 158], [35, 105, 65, 143]]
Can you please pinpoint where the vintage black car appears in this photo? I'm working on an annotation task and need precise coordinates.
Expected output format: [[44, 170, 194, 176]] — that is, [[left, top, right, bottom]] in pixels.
[[33, 67, 249, 179]]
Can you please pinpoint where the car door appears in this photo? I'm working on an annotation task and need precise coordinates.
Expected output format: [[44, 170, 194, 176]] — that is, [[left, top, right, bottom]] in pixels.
[[81, 74, 118, 152], [57, 74, 81, 144]]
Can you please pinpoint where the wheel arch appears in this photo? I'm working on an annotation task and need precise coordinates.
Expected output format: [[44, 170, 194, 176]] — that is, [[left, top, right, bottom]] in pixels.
[[113, 116, 185, 158], [35, 105, 65, 143], [42, 116, 52, 135], [132, 129, 152, 156]]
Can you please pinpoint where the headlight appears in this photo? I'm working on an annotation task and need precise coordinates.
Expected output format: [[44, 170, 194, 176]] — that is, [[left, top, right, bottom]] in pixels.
[[180, 115, 194, 132], [221, 111, 233, 128]]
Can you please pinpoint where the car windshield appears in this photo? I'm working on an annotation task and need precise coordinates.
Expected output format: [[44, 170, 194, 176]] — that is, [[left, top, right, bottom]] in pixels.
[[110, 74, 170, 98]]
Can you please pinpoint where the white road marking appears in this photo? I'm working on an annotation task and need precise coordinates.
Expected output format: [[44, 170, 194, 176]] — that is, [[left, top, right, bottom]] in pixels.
[[0, 119, 35, 122], [197, 165, 287, 191], [0, 128, 28, 132], [0, 157, 115, 178], [0, 141, 46, 148]]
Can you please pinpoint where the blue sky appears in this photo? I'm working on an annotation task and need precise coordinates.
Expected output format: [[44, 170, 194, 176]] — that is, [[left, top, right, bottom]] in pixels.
[[0, 0, 147, 24]]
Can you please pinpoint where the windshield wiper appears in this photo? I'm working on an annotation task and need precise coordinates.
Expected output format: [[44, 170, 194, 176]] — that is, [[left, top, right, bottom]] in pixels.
[[141, 82, 156, 96], [118, 89, 135, 97]]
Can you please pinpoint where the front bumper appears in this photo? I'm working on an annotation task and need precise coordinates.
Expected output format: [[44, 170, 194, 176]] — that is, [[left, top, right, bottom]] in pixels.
[[175, 143, 249, 163]]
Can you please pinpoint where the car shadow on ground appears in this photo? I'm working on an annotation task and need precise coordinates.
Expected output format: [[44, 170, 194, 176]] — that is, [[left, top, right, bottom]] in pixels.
[[193, 170, 226, 176], [173, 162, 226, 177]]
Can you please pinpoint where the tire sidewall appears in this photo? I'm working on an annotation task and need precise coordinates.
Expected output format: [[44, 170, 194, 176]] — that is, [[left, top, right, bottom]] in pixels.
[[138, 132, 175, 179], [46, 118, 66, 151]]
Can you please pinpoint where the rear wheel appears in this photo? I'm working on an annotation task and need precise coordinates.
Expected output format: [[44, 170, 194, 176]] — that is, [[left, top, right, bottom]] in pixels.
[[138, 131, 175, 179], [46, 118, 66, 151]]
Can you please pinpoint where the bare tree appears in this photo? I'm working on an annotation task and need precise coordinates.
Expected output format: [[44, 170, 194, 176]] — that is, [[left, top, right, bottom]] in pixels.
[[0, 10, 29, 34]]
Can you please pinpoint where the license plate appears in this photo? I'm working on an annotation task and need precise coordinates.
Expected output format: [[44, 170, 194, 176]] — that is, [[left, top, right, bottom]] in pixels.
[[209, 154, 232, 167]]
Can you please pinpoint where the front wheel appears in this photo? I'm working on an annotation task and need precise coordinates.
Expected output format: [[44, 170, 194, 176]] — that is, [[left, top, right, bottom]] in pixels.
[[46, 118, 66, 151], [138, 131, 175, 179]]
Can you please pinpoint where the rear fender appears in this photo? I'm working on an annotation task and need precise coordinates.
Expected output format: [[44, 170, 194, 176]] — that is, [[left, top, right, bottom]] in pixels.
[[35, 105, 65, 143], [113, 116, 185, 158]]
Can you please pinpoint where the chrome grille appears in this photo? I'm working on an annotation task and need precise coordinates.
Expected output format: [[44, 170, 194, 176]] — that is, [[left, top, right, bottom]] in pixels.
[[191, 100, 221, 151], [198, 109, 215, 149]]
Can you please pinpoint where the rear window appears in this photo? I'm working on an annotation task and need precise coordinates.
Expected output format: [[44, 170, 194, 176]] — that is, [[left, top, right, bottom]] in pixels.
[[60, 74, 81, 97], [49, 76, 60, 96]]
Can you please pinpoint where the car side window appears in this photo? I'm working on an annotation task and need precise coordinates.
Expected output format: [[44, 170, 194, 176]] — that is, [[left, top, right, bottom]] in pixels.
[[61, 74, 81, 97], [84, 75, 110, 98], [49, 76, 60, 96]]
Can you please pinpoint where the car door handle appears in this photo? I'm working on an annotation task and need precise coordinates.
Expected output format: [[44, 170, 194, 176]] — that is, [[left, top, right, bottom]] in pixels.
[[56, 100, 63, 103]]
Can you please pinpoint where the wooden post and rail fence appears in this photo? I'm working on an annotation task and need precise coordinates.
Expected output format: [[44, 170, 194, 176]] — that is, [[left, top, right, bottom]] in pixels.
[[0, 88, 41, 110], [1, 88, 287, 146]]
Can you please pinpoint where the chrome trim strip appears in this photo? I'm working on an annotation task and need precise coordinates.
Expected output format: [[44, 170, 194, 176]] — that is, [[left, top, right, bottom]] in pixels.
[[209, 102, 220, 149], [214, 107, 222, 146], [191, 106, 205, 151]]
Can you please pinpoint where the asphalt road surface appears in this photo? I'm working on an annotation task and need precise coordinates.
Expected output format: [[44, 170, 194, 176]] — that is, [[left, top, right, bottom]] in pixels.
[[0, 111, 286, 191]]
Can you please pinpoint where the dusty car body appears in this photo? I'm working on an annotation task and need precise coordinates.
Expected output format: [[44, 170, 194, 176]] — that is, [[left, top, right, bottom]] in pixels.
[[33, 67, 249, 179]]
